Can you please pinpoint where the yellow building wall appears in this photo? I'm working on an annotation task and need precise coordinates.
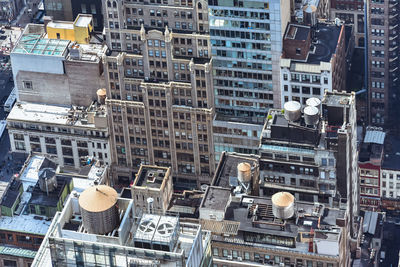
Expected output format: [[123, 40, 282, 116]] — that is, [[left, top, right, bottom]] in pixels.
[[73, 26, 91, 44], [47, 26, 76, 42]]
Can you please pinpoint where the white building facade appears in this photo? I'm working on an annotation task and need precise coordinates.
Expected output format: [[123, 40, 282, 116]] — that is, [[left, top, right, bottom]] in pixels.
[[7, 102, 110, 169]]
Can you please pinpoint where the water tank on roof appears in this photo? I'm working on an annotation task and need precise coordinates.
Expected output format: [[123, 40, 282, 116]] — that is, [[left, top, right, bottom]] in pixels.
[[97, 88, 107, 105], [306, 97, 321, 110], [304, 105, 319, 126], [271, 192, 295, 219], [284, 101, 302, 122], [38, 167, 57, 193], [237, 162, 251, 183], [79, 185, 119, 235]]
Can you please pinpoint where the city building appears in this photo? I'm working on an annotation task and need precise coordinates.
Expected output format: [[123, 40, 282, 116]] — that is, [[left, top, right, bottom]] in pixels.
[[203, 156, 358, 267], [330, 0, 365, 48], [131, 164, 173, 214], [380, 135, 400, 209], [259, 91, 359, 211], [330, 0, 400, 127], [10, 22, 107, 107], [32, 186, 212, 267], [358, 127, 385, 209], [280, 22, 348, 105], [46, 14, 94, 44], [0, 0, 24, 23], [44, 0, 104, 31], [0, 154, 108, 266], [7, 101, 110, 169], [210, 0, 291, 162], [102, 0, 215, 187]]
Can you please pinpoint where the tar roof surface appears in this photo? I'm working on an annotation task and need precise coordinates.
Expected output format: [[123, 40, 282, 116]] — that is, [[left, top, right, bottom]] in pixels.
[[382, 135, 400, 170], [307, 24, 342, 64]]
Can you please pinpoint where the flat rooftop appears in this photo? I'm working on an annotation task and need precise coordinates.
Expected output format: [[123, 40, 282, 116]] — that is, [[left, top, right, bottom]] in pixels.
[[212, 152, 259, 188], [0, 213, 51, 235], [12, 24, 69, 56], [47, 21, 74, 30], [283, 23, 342, 64], [201, 186, 230, 210], [307, 24, 342, 64], [382, 135, 400, 171], [75, 15, 92, 28], [221, 196, 343, 256], [135, 166, 168, 189], [285, 24, 310, 41], [8, 102, 106, 129]]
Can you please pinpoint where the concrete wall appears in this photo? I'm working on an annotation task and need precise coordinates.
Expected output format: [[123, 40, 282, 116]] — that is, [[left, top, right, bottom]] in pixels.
[[16, 71, 72, 106], [64, 60, 105, 107]]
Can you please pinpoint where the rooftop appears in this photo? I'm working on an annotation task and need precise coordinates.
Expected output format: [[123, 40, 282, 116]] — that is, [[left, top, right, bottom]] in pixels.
[[12, 24, 69, 56], [220, 196, 343, 256], [7, 101, 107, 129], [134, 165, 169, 190], [47, 21, 74, 30], [285, 24, 310, 41], [201, 186, 231, 210], [382, 135, 400, 170], [0, 213, 51, 235], [283, 23, 342, 64], [75, 15, 92, 28], [307, 24, 342, 64], [33, 195, 210, 266], [212, 152, 259, 188]]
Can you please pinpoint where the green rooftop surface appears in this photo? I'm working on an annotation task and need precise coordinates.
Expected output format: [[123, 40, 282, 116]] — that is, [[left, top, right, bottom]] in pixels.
[[13, 33, 69, 56]]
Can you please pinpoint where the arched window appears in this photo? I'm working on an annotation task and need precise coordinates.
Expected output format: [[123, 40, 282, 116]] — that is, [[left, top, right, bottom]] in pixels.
[[113, 1, 117, 7], [198, 2, 202, 9], [107, 0, 111, 7]]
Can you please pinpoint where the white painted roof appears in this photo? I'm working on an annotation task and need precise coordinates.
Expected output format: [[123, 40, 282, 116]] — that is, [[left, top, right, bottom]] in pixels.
[[8, 102, 97, 128], [0, 213, 51, 235], [75, 16, 92, 28]]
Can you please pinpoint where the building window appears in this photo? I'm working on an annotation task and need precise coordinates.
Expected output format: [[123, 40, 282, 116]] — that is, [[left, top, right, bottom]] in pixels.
[[244, 252, 250, 260], [3, 260, 17, 267], [81, 4, 87, 13], [213, 248, 218, 256], [23, 81, 33, 89]]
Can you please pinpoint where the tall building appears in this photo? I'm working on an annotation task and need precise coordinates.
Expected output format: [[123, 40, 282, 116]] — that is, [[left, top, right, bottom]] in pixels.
[[280, 22, 349, 105], [32, 187, 212, 267], [10, 20, 106, 107], [331, 0, 400, 127], [8, 20, 111, 170], [7, 101, 110, 169], [0, 154, 108, 266], [44, 0, 104, 31], [210, 0, 291, 162], [358, 127, 385, 209], [103, 0, 215, 187], [259, 91, 359, 210]]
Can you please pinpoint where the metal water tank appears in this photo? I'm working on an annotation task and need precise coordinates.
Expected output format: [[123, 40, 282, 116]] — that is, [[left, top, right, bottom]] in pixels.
[[96, 88, 107, 105], [284, 101, 302, 122], [304, 106, 319, 126], [38, 168, 57, 193], [271, 192, 295, 219], [306, 97, 321, 110], [79, 185, 119, 235], [237, 162, 251, 183]]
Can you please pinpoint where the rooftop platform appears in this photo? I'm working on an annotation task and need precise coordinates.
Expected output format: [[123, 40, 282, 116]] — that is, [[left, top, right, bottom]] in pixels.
[[218, 195, 343, 256], [212, 152, 259, 188], [134, 165, 169, 190], [12, 24, 69, 56], [382, 135, 400, 171], [7, 101, 107, 129]]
